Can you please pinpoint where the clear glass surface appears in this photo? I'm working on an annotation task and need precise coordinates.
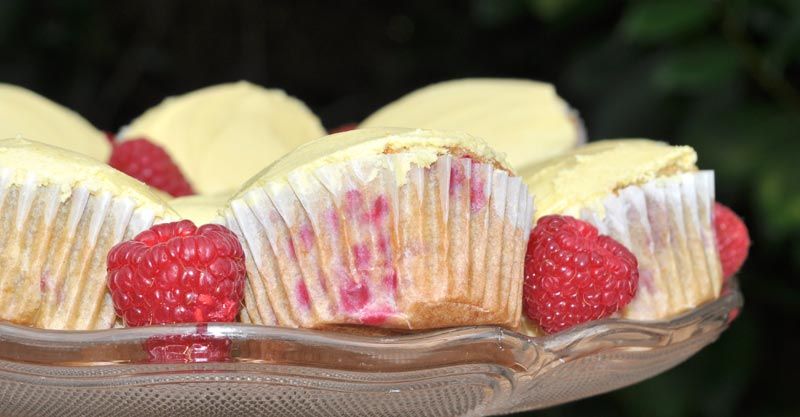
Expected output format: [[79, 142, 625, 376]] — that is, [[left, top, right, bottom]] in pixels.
[[0, 280, 742, 417]]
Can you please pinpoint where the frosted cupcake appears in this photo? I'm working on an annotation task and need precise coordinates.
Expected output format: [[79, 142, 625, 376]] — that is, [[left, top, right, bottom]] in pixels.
[[224, 128, 534, 330], [361, 78, 585, 172], [0, 137, 175, 330], [523, 139, 722, 321], [0, 83, 110, 161], [121, 81, 326, 195]]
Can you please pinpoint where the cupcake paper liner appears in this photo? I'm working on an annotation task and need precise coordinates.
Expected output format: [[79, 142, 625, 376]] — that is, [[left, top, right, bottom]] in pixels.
[[0, 169, 170, 330], [225, 153, 533, 330], [580, 170, 722, 321]]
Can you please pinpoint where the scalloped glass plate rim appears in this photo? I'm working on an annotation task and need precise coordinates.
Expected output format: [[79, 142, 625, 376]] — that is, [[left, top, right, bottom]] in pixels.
[[0, 279, 742, 371]]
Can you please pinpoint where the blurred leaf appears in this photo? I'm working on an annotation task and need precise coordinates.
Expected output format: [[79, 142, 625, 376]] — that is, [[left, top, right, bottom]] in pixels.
[[620, 0, 715, 43], [526, 0, 583, 21], [793, 240, 800, 271], [470, 0, 527, 27], [589, 67, 675, 138], [746, 0, 786, 39], [0, 0, 26, 44], [565, 39, 678, 139], [747, 261, 800, 314], [652, 39, 741, 94], [564, 37, 639, 100], [680, 103, 795, 184], [770, 0, 800, 13], [681, 101, 800, 243], [765, 11, 800, 72], [756, 163, 800, 242]]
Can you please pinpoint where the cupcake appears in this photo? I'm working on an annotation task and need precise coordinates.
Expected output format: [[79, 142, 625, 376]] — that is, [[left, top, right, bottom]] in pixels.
[[0, 137, 175, 330], [523, 139, 723, 322], [361, 78, 585, 172], [170, 192, 230, 225], [0, 83, 111, 161], [120, 81, 326, 195], [223, 128, 534, 330]]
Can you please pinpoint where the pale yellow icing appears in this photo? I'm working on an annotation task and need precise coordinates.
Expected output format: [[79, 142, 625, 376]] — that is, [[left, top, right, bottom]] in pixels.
[[0, 137, 174, 214], [122, 81, 326, 195], [0, 84, 110, 161], [524, 139, 697, 219], [170, 192, 231, 225], [237, 128, 510, 196], [361, 78, 584, 172]]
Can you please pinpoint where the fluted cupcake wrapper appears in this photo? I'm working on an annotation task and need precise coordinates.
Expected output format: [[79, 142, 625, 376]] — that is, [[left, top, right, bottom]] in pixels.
[[225, 154, 533, 330], [0, 169, 169, 330], [580, 170, 722, 321]]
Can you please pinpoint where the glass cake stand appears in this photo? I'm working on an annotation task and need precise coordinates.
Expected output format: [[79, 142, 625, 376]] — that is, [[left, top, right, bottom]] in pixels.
[[0, 281, 742, 417]]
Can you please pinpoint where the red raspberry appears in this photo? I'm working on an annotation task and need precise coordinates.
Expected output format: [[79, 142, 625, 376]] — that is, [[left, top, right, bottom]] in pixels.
[[109, 137, 194, 197], [713, 202, 750, 280], [144, 324, 233, 364], [145, 333, 232, 363], [523, 215, 639, 334], [328, 122, 358, 134], [107, 220, 247, 327]]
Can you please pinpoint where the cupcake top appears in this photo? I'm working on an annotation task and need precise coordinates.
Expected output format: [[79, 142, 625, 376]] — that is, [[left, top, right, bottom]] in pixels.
[[0, 137, 173, 214], [361, 78, 585, 172], [170, 193, 230, 225], [121, 81, 326, 195], [238, 127, 510, 195], [0, 83, 111, 162], [524, 139, 697, 219]]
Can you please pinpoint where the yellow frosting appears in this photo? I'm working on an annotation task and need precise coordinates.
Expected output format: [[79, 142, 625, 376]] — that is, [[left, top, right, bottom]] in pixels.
[[238, 128, 509, 196], [361, 78, 584, 172], [0, 137, 174, 214], [524, 139, 697, 219], [170, 192, 231, 225], [122, 81, 326, 195], [0, 84, 110, 161]]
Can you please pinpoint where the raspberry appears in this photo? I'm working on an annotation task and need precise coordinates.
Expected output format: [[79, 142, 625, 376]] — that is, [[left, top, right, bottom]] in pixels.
[[328, 122, 358, 134], [109, 137, 194, 197], [107, 220, 247, 327], [523, 215, 639, 334], [713, 202, 750, 280], [145, 333, 232, 363], [144, 324, 232, 364]]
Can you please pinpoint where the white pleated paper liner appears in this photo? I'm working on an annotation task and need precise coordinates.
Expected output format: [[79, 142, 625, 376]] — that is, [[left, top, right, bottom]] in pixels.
[[0, 168, 172, 330], [225, 153, 534, 330], [580, 170, 722, 321]]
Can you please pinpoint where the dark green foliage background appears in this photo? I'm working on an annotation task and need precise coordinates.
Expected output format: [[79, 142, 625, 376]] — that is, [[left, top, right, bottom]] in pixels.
[[2, 1, 797, 415]]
